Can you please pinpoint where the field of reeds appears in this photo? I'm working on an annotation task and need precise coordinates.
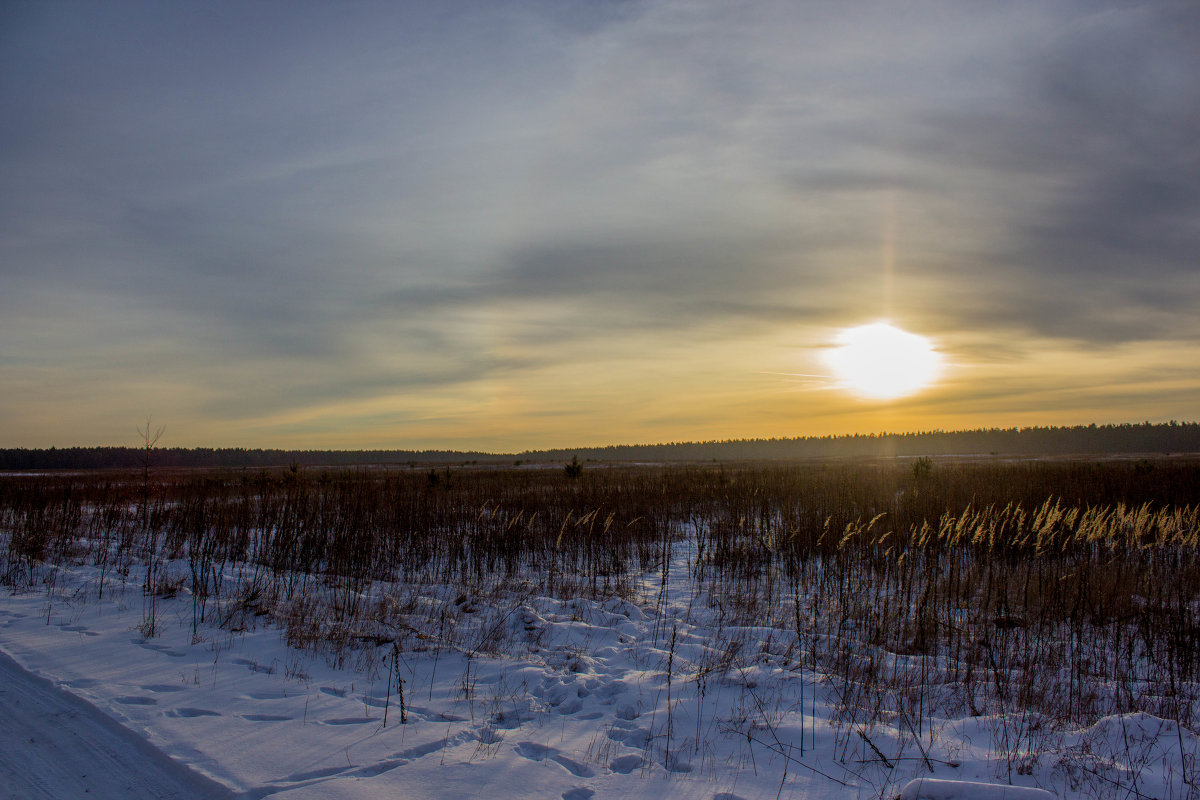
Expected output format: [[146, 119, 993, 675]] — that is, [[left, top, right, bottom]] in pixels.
[[3, 457, 1199, 795]]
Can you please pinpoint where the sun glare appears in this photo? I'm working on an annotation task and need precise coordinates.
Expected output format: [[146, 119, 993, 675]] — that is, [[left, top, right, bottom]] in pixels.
[[825, 322, 941, 399]]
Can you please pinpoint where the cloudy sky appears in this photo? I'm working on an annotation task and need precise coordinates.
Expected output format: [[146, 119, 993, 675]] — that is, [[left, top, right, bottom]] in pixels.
[[2, 0, 1198, 450]]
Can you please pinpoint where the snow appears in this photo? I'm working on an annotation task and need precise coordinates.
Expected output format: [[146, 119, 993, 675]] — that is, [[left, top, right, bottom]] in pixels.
[[0, 647, 233, 799], [899, 778, 1054, 799], [1, 533, 1196, 799]]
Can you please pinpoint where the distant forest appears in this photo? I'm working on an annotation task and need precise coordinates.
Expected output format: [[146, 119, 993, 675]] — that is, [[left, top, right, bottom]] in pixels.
[[2, 422, 1197, 471]]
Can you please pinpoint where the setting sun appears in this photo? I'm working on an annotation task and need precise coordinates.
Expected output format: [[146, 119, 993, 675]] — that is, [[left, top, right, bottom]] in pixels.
[[826, 322, 942, 399]]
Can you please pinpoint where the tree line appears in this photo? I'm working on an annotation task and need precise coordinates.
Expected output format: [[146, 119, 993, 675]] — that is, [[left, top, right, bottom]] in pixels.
[[1, 421, 1196, 471]]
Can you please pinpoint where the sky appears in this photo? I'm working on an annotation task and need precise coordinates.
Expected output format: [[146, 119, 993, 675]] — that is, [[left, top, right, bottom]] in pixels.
[[2, 0, 1198, 451]]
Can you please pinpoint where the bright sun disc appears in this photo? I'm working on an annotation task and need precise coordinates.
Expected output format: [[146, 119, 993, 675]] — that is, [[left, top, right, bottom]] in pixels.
[[825, 322, 941, 399]]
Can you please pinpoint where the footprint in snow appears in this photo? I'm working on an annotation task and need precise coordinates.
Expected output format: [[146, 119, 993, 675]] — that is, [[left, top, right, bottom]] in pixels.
[[539, 681, 586, 715], [114, 695, 158, 705], [513, 742, 595, 778], [562, 789, 595, 800], [488, 710, 522, 729], [282, 766, 347, 782], [242, 714, 292, 722], [609, 755, 643, 774], [607, 726, 652, 748], [595, 680, 628, 699], [477, 727, 504, 745], [135, 641, 187, 657], [348, 731, 480, 780], [167, 708, 221, 718], [556, 697, 584, 715], [665, 754, 693, 774], [230, 657, 275, 673], [406, 704, 464, 723], [614, 703, 640, 720], [321, 717, 374, 726]]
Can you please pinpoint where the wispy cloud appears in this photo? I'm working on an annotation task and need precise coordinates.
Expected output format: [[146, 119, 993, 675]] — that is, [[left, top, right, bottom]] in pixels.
[[2, 0, 1197, 447]]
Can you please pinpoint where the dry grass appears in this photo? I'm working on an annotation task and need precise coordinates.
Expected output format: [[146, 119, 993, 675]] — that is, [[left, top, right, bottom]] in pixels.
[[3, 458, 1200, 755]]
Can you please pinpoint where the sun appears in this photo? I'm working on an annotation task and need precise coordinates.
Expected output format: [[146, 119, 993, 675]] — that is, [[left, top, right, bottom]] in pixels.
[[825, 322, 941, 399]]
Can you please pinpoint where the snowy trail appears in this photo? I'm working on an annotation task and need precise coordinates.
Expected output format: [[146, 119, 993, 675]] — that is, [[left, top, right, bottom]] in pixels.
[[0, 647, 233, 800]]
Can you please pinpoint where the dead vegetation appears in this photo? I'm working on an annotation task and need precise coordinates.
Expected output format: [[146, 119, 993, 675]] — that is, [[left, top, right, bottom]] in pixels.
[[3, 458, 1200, 790]]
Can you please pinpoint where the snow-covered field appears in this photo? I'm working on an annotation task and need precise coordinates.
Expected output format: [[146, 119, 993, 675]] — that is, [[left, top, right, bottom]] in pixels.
[[2, 532, 1196, 800]]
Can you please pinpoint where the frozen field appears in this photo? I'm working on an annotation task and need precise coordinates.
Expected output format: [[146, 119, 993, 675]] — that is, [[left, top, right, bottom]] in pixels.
[[4, 461, 1200, 798], [2, 539, 1195, 799]]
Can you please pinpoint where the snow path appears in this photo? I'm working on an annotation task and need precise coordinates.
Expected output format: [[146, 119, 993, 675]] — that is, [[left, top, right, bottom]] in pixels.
[[0, 647, 234, 799]]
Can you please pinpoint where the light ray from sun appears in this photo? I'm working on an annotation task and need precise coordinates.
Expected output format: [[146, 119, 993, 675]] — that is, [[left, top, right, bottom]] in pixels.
[[882, 190, 896, 319]]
